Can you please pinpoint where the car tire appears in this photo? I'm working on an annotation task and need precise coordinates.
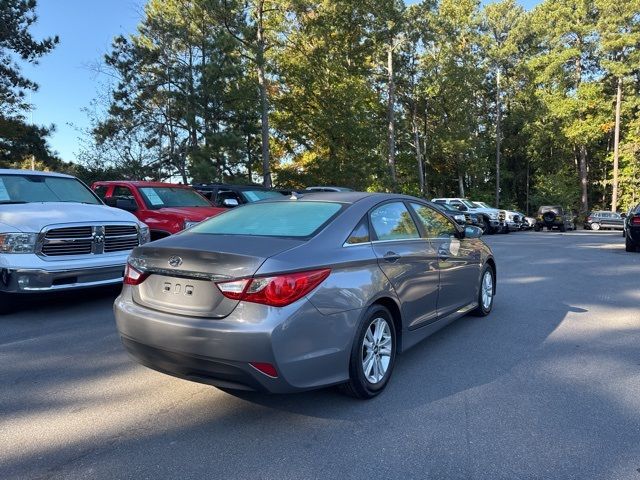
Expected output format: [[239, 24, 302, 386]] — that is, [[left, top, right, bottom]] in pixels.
[[534, 224, 540, 232], [591, 222, 601, 231], [471, 265, 495, 317], [341, 304, 397, 400], [559, 224, 566, 232], [625, 235, 637, 253]]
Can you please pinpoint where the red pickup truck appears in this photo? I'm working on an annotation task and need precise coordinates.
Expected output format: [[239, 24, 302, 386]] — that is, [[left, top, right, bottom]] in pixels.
[[91, 181, 225, 240]]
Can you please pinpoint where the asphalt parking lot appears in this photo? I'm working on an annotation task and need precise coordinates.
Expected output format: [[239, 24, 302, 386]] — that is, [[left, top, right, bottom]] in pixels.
[[2, 231, 640, 480]]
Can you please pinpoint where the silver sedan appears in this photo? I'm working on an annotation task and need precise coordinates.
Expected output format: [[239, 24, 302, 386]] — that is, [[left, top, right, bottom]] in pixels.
[[114, 192, 496, 399]]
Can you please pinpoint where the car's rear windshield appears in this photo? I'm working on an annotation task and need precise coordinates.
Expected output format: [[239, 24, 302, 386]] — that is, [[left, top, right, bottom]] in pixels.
[[240, 190, 284, 202], [0, 174, 100, 205], [190, 201, 343, 237], [539, 206, 562, 213], [138, 187, 210, 208]]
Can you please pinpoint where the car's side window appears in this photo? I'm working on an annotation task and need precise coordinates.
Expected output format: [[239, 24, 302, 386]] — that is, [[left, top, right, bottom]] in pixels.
[[113, 186, 136, 202], [370, 202, 420, 241], [93, 186, 108, 201], [215, 190, 242, 207], [345, 216, 370, 245], [410, 203, 457, 238]]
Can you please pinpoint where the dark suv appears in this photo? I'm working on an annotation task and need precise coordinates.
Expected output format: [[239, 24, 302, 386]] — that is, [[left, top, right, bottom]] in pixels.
[[624, 205, 640, 252], [534, 206, 575, 232], [584, 211, 625, 231], [193, 183, 284, 208]]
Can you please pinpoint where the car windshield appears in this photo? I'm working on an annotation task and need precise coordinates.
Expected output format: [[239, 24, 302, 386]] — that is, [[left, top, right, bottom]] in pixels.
[[190, 201, 343, 237], [138, 187, 210, 208], [460, 199, 477, 208], [0, 174, 100, 205], [473, 201, 490, 208], [240, 190, 284, 202]]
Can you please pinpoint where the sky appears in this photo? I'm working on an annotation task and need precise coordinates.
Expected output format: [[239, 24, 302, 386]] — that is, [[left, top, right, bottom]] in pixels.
[[23, 0, 540, 164]]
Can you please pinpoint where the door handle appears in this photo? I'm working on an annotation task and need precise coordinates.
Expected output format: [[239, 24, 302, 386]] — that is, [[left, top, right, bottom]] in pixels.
[[383, 251, 401, 262]]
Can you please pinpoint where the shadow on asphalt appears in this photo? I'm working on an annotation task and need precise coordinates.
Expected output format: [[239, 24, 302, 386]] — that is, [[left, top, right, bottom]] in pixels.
[[2, 232, 640, 479]]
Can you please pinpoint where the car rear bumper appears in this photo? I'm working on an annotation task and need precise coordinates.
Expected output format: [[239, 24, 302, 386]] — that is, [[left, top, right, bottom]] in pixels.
[[627, 227, 640, 243], [114, 287, 357, 393]]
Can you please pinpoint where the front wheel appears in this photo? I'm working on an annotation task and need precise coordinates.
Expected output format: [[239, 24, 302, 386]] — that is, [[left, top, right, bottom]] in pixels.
[[472, 265, 495, 317], [591, 222, 601, 231], [342, 305, 397, 399]]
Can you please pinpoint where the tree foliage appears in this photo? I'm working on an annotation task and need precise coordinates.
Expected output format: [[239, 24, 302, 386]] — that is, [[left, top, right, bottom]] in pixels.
[[80, 0, 640, 213], [0, 0, 59, 168]]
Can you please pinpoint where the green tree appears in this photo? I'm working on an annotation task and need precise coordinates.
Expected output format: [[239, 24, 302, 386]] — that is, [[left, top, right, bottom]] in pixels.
[[0, 0, 59, 167]]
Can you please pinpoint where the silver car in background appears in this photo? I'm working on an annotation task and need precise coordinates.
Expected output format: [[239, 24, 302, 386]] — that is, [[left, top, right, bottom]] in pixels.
[[115, 192, 496, 399]]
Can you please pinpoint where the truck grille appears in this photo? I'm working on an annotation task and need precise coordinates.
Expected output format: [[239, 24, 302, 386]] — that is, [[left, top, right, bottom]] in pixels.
[[40, 224, 140, 257], [498, 211, 506, 222]]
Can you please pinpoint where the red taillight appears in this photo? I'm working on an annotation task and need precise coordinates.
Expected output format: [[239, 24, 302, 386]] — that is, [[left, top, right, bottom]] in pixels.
[[124, 263, 148, 285], [587, 217, 592, 222], [249, 362, 278, 378], [216, 268, 331, 307], [632, 216, 640, 226]]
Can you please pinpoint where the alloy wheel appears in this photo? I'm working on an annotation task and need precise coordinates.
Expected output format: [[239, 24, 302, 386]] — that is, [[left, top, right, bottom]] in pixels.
[[481, 270, 494, 310], [361, 318, 392, 384]]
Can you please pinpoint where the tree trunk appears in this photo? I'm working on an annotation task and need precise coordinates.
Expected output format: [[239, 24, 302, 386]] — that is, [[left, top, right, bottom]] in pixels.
[[411, 101, 424, 196], [611, 76, 622, 212], [256, 1, 272, 188], [495, 69, 501, 208], [579, 144, 589, 213], [458, 169, 465, 198], [387, 46, 397, 191], [525, 158, 530, 215]]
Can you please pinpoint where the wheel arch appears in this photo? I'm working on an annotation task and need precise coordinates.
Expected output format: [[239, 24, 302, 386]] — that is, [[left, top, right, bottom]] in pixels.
[[370, 296, 403, 353]]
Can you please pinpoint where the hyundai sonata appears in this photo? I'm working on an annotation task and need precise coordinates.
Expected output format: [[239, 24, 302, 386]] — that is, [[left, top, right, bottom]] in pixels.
[[114, 192, 496, 399]]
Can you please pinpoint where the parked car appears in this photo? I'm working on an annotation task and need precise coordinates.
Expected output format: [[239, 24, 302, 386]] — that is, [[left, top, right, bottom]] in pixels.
[[534, 206, 575, 232], [432, 198, 506, 234], [623, 207, 634, 237], [115, 192, 496, 399], [433, 202, 484, 231], [303, 186, 354, 192], [0, 169, 149, 312], [584, 211, 625, 231], [192, 183, 285, 208], [504, 211, 523, 232], [92, 181, 225, 241], [624, 205, 640, 252], [522, 216, 536, 230]]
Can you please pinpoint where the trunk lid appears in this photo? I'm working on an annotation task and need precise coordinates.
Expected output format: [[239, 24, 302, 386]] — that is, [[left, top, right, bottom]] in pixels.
[[129, 233, 304, 318]]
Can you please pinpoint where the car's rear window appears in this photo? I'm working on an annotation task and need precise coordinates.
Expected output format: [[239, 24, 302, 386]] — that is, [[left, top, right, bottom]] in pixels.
[[190, 201, 343, 237]]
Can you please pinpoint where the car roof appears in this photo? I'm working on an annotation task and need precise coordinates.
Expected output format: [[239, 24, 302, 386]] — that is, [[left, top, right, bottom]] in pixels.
[[193, 183, 271, 191], [261, 191, 433, 206], [0, 169, 74, 179], [94, 180, 193, 188]]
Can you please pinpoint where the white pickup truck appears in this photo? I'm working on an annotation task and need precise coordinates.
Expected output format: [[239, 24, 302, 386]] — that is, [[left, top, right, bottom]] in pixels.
[[0, 169, 149, 311]]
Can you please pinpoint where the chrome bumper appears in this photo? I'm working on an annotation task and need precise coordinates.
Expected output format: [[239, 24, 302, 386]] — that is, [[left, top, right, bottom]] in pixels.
[[0, 264, 125, 292]]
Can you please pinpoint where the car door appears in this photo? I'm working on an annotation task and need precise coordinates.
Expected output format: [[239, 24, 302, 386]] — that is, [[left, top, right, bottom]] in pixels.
[[409, 202, 480, 318], [369, 201, 440, 329], [611, 213, 624, 229]]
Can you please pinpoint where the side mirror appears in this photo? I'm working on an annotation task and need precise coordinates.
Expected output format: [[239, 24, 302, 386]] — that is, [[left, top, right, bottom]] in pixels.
[[115, 198, 138, 212], [464, 225, 483, 239], [222, 198, 239, 207]]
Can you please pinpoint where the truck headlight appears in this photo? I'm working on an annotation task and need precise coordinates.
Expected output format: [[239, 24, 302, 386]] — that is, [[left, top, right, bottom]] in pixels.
[[138, 225, 150, 244], [0, 233, 37, 253], [454, 214, 465, 223]]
